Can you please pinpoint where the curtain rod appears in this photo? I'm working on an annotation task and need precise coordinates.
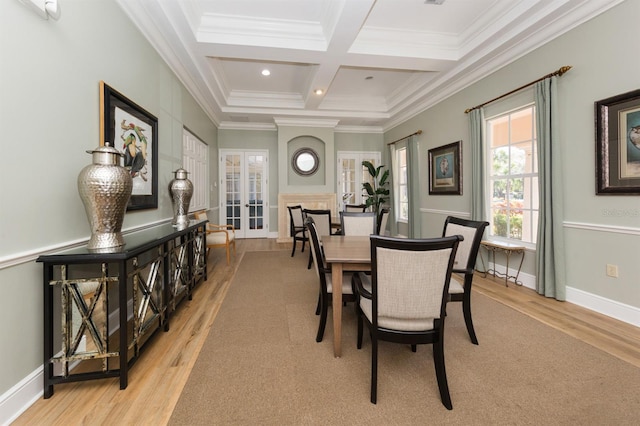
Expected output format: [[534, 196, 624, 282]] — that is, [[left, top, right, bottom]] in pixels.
[[387, 130, 422, 145], [464, 65, 572, 114]]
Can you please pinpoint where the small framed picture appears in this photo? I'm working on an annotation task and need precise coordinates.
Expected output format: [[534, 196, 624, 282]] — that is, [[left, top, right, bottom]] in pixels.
[[595, 89, 640, 195], [428, 141, 462, 195]]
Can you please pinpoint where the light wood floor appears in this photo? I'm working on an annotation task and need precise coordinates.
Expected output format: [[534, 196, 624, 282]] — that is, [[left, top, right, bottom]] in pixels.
[[13, 239, 640, 425]]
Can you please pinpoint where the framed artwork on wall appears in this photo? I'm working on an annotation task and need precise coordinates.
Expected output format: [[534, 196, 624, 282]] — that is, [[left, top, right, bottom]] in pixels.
[[428, 141, 462, 195], [595, 88, 640, 195], [100, 81, 158, 210]]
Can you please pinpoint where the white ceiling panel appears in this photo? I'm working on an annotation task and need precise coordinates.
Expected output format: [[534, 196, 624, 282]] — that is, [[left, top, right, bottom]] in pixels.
[[116, 0, 624, 131]]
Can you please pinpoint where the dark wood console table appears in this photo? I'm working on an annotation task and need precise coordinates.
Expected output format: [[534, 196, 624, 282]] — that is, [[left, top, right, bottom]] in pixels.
[[37, 220, 207, 398]]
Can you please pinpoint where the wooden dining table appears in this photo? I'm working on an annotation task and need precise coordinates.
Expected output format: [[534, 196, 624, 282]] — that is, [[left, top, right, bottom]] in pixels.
[[321, 235, 371, 357]]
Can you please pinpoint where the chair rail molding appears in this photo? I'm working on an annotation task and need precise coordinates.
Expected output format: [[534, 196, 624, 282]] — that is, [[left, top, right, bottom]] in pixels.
[[421, 208, 471, 218], [563, 221, 640, 236]]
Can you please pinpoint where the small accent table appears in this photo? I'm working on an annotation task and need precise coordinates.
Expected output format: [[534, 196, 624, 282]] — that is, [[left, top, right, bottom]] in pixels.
[[479, 240, 525, 286]]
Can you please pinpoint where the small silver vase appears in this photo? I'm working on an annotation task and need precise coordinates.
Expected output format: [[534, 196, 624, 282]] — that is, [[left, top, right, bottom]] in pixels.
[[169, 168, 193, 227], [78, 143, 133, 250]]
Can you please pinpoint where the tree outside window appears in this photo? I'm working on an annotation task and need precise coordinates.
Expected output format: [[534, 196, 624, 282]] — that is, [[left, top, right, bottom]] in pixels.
[[487, 106, 538, 244]]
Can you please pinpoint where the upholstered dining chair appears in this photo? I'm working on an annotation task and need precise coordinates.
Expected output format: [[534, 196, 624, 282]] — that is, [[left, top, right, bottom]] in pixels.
[[441, 216, 489, 345], [303, 209, 336, 269], [287, 205, 307, 257], [306, 217, 357, 342], [376, 208, 390, 235], [195, 211, 236, 265], [344, 204, 367, 212], [353, 234, 462, 408], [340, 211, 377, 236]]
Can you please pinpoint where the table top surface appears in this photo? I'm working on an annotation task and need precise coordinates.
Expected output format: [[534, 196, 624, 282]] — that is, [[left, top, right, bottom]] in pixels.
[[322, 235, 371, 263], [481, 240, 526, 250], [37, 219, 208, 262]]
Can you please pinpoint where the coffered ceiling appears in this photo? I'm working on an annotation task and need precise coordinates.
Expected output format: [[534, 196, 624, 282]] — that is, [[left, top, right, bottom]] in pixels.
[[116, 0, 621, 132]]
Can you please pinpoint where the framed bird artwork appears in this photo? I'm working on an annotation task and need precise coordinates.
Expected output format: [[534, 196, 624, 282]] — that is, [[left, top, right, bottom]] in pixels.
[[100, 81, 159, 210], [595, 89, 640, 195]]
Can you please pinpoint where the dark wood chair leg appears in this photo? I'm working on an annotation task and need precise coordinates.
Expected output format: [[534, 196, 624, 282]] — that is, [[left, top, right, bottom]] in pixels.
[[371, 337, 378, 404], [315, 292, 321, 315], [316, 296, 328, 342], [357, 314, 363, 349], [463, 292, 478, 345], [433, 337, 452, 410]]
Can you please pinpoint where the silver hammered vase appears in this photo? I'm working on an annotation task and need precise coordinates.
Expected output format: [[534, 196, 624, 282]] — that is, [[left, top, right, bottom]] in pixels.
[[77, 143, 133, 250], [169, 168, 193, 227]]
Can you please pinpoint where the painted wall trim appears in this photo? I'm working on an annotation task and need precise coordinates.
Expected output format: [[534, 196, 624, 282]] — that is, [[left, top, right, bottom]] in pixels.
[[566, 286, 640, 327], [0, 366, 41, 426], [0, 219, 170, 270], [563, 221, 640, 236], [420, 208, 471, 218]]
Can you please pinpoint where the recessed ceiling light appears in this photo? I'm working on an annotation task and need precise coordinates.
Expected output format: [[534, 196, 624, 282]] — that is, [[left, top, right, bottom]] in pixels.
[[261, 69, 271, 76], [314, 89, 323, 95]]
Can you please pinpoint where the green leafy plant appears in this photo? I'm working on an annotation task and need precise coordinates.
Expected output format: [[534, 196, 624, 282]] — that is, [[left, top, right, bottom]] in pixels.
[[362, 160, 390, 217]]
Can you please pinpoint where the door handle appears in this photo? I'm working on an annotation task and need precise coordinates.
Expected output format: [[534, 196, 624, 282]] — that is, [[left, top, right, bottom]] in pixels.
[[245, 204, 249, 207]]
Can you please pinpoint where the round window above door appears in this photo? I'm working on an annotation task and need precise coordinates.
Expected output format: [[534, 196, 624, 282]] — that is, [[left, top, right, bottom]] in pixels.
[[291, 148, 320, 176]]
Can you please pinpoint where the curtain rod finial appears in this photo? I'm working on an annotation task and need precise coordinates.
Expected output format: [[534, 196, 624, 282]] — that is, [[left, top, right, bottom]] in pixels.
[[558, 66, 572, 76]]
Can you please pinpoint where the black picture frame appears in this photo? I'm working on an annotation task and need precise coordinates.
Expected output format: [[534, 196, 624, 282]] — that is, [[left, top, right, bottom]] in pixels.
[[428, 141, 462, 195], [595, 89, 640, 195], [100, 81, 158, 210]]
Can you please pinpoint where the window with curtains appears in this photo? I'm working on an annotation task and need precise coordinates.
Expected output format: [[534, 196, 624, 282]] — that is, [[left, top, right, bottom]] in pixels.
[[486, 104, 538, 245], [182, 128, 209, 212], [396, 147, 408, 221]]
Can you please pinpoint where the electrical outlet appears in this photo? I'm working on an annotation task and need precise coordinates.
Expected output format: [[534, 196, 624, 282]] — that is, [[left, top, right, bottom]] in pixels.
[[606, 264, 618, 278]]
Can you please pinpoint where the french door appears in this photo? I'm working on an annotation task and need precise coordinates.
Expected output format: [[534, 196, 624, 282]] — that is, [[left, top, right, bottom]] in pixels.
[[336, 151, 381, 211], [219, 150, 268, 239]]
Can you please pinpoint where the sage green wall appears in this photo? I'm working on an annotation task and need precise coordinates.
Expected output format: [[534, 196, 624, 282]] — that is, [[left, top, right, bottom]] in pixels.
[[385, 0, 639, 310], [278, 126, 335, 195], [0, 0, 217, 397], [335, 132, 385, 153]]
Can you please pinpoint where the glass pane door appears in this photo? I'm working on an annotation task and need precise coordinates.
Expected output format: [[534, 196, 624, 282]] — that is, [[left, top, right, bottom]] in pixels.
[[220, 150, 268, 238], [337, 151, 381, 211], [245, 152, 266, 238]]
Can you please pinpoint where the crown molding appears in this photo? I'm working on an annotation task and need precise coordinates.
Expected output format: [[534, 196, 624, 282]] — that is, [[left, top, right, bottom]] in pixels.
[[274, 117, 339, 128]]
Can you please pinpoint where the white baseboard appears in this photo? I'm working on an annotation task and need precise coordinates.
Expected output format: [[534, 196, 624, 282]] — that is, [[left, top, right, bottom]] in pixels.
[[0, 367, 42, 426], [566, 286, 640, 327]]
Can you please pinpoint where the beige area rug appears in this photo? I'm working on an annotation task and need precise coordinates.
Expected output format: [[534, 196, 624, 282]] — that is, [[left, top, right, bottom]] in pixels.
[[170, 250, 640, 425]]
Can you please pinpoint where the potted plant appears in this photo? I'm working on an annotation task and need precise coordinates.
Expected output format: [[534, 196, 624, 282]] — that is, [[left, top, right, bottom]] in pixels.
[[362, 160, 389, 217]]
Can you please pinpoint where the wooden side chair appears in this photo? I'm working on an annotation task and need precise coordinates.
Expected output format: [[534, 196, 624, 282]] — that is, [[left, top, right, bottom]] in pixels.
[[287, 205, 307, 257], [376, 208, 390, 235], [306, 217, 356, 342], [353, 234, 462, 408], [195, 211, 236, 265], [339, 211, 376, 236], [302, 209, 336, 269], [441, 216, 489, 344], [344, 204, 367, 212]]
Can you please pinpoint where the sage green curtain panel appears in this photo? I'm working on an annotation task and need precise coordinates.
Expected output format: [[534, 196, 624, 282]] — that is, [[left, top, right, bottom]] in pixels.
[[469, 108, 486, 222], [535, 76, 567, 300]]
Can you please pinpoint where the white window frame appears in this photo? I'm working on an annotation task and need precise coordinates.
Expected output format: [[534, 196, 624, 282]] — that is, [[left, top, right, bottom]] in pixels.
[[396, 147, 408, 222], [336, 151, 381, 211], [182, 128, 209, 212], [485, 97, 538, 248]]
